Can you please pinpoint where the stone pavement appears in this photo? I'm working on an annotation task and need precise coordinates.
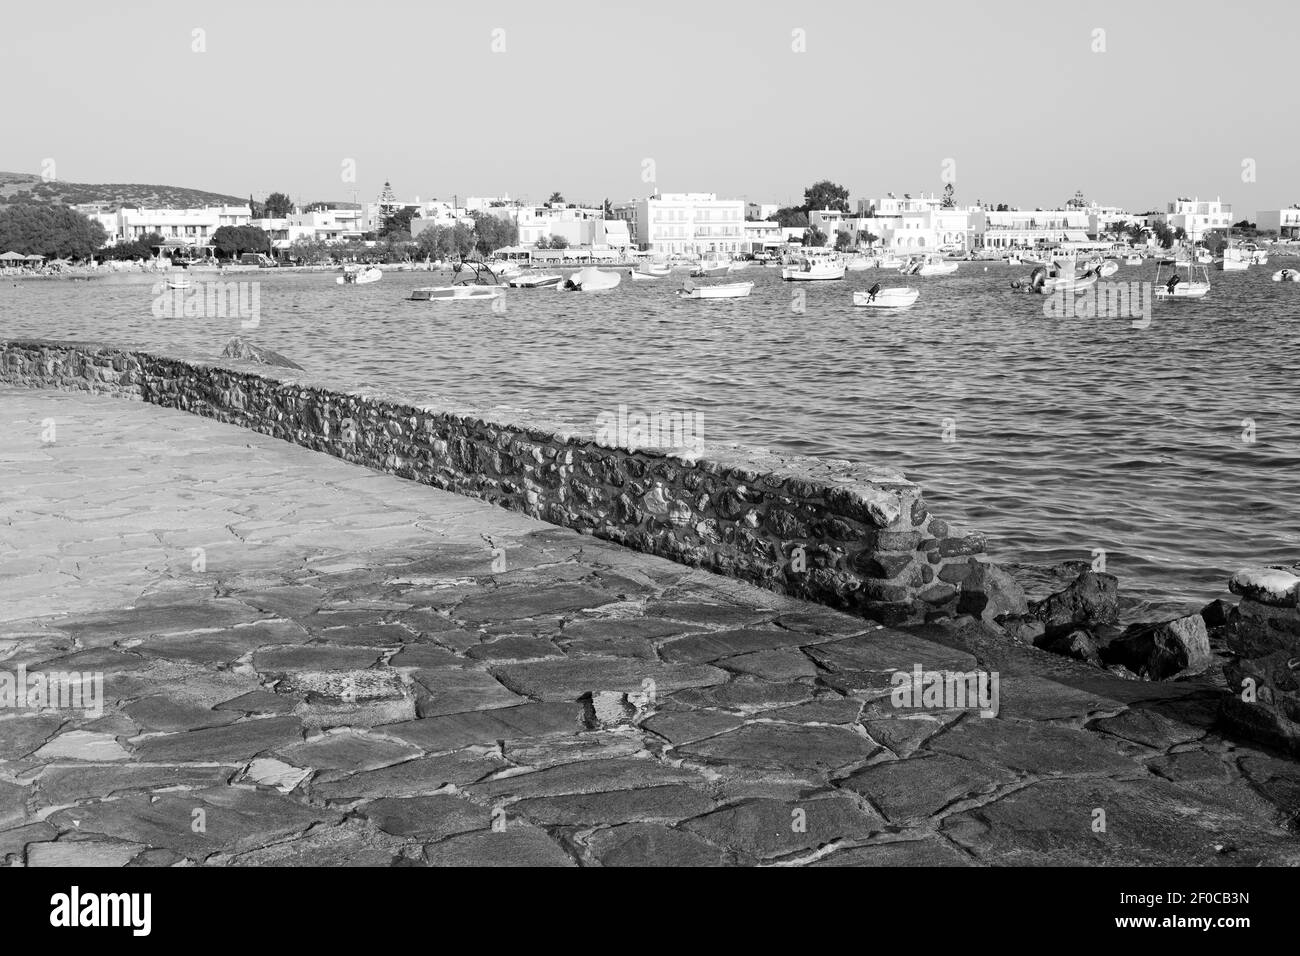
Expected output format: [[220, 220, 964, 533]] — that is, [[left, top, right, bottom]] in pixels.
[[1, 386, 1297, 866]]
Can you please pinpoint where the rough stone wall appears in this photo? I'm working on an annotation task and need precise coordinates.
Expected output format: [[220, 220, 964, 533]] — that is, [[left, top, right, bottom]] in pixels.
[[1, 339, 990, 625], [1222, 566, 1300, 755]]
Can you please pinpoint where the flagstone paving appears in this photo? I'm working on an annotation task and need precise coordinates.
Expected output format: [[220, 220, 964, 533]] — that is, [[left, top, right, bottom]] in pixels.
[[1, 386, 1298, 866]]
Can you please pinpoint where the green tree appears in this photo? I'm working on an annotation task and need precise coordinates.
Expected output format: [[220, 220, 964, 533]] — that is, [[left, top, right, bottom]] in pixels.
[[548, 191, 565, 204], [1150, 221, 1174, 249], [857, 231, 879, 248], [382, 208, 415, 237], [0, 203, 107, 259], [263, 192, 294, 218], [100, 231, 166, 261], [833, 229, 854, 252], [769, 207, 808, 228], [803, 225, 828, 247], [534, 235, 550, 250], [802, 180, 850, 214], [941, 183, 955, 209], [548, 234, 569, 250], [210, 225, 272, 259], [470, 210, 520, 257]]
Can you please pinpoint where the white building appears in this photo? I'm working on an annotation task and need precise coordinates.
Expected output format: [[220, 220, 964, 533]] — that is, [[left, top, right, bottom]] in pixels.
[[78, 204, 252, 247], [746, 201, 778, 221], [974, 208, 1092, 249], [1256, 206, 1300, 238], [629, 193, 745, 255], [1157, 197, 1234, 238]]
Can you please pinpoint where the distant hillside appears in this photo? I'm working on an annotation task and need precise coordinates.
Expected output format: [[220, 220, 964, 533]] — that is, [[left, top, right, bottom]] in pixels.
[[0, 171, 246, 210]]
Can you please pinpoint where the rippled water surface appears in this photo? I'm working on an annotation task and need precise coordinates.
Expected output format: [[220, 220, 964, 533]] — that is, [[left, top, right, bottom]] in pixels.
[[3, 263, 1297, 617]]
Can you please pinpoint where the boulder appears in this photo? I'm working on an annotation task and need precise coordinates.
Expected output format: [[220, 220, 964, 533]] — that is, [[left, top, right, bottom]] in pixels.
[[221, 336, 304, 370], [1228, 567, 1300, 608], [1038, 628, 1104, 667], [1101, 614, 1211, 680], [957, 562, 1028, 623], [1199, 598, 1236, 630], [1030, 571, 1119, 636]]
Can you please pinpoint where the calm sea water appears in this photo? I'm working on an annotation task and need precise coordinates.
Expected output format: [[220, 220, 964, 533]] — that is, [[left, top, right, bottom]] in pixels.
[[3, 263, 1297, 618]]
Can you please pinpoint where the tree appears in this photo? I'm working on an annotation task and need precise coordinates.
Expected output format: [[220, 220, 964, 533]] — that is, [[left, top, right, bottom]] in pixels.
[[603, 198, 613, 217], [858, 231, 879, 249], [263, 192, 294, 219], [941, 183, 955, 209], [534, 235, 550, 250], [1150, 221, 1174, 249], [470, 210, 519, 257], [548, 191, 565, 204], [100, 231, 166, 261], [382, 208, 415, 237], [0, 203, 107, 259], [210, 225, 271, 259], [1173, 226, 1187, 242], [833, 229, 854, 252], [548, 234, 569, 250], [802, 180, 850, 214], [769, 207, 808, 228], [803, 225, 828, 247]]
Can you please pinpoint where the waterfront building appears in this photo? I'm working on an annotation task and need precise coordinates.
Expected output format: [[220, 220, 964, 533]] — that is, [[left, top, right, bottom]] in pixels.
[[1256, 206, 1300, 238], [1156, 197, 1233, 239], [626, 192, 746, 255], [742, 219, 783, 254], [75, 204, 252, 248], [973, 207, 1092, 249]]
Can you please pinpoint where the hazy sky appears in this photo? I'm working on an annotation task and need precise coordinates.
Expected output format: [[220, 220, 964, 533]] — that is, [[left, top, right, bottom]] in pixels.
[[4, 0, 1296, 215]]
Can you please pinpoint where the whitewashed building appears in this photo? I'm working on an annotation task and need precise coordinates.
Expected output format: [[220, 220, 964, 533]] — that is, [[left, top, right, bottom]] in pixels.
[[627, 193, 746, 255], [1156, 197, 1234, 238], [1256, 206, 1300, 238]]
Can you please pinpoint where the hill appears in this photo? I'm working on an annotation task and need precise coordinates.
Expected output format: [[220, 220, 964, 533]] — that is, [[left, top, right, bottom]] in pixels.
[[0, 171, 246, 210]]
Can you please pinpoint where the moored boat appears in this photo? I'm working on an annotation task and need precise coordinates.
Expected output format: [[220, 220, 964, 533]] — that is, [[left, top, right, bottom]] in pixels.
[[337, 266, 383, 285], [564, 267, 622, 292], [506, 273, 563, 288], [852, 284, 919, 309], [676, 280, 754, 299], [1154, 259, 1211, 298], [409, 285, 504, 301], [1271, 268, 1300, 282], [782, 253, 846, 281]]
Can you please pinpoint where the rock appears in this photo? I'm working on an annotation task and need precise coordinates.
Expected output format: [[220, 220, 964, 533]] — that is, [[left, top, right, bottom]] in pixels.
[[1101, 614, 1212, 680], [998, 616, 1045, 644], [957, 562, 1027, 622], [1199, 598, 1236, 630], [221, 336, 304, 370], [1228, 567, 1300, 608], [1038, 628, 1104, 666], [1030, 570, 1119, 635]]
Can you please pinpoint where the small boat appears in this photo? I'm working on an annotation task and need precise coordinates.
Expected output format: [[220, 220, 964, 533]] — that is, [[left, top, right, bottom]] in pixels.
[[676, 280, 754, 299], [876, 255, 903, 269], [1218, 252, 1249, 272], [506, 273, 563, 288], [337, 266, 382, 285], [1003, 254, 1022, 266], [691, 264, 731, 278], [166, 276, 191, 290], [845, 256, 873, 272], [1153, 260, 1211, 299], [1271, 268, 1300, 282], [409, 285, 504, 301], [1124, 254, 1144, 266], [782, 254, 846, 281], [1095, 260, 1120, 277], [564, 267, 621, 292], [728, 260, 752, 271], [1251, 251, 1269, 265], [636, 262, 671, 278], [484, 260, 522, 278], [629, 269, 660, 281], [1197, 251, 1213, 265], [903, 257, 959, 277], [853, 284, 919, 309]]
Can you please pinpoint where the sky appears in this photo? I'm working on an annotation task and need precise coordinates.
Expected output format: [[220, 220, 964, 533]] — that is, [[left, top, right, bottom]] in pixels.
[[2, 0, 1297, 216]]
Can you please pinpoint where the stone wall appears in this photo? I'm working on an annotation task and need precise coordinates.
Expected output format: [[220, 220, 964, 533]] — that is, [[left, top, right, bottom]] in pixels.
[[1222, 566, 1300, 755], [1, 338, 993, 625]]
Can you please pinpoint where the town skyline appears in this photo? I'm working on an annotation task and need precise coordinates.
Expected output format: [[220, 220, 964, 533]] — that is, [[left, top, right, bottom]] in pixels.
[[3, 0, 1297, 214]]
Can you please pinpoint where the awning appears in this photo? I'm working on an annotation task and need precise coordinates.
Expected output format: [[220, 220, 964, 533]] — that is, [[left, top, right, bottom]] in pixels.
[[0, 251, 26, 261], [25, 254, 46, 261]]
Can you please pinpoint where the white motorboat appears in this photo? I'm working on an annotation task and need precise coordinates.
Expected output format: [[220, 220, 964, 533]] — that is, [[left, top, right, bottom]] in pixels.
[[629, 269, 660, 281], [1096, 260, 1120, 277], [1251, 251, 1269, 265], [845, 256, 873, 272], [636, 262, 671, 277], [1218, 250, 1249, 272], [1003, 255, 1022, 266], [564, 267, 622, 292], [728, 260, 752, 271], [1271, 268, 1300, 282], [782, 254, 846, 281], [676, 280, 754, 299], [484, 260, 522, 278], [1153, 259, 1211, 298], [852, 285, 919, 309], [1124, 254, 1144, 266], [409, 285, 505, 302], [506, 273, 563, 288], [337, 266, 382, 285], [876, 255, 903, 269], [902, 257, 959, 277], [166, 276, 191, 290], [691, 264, 731, 278]]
